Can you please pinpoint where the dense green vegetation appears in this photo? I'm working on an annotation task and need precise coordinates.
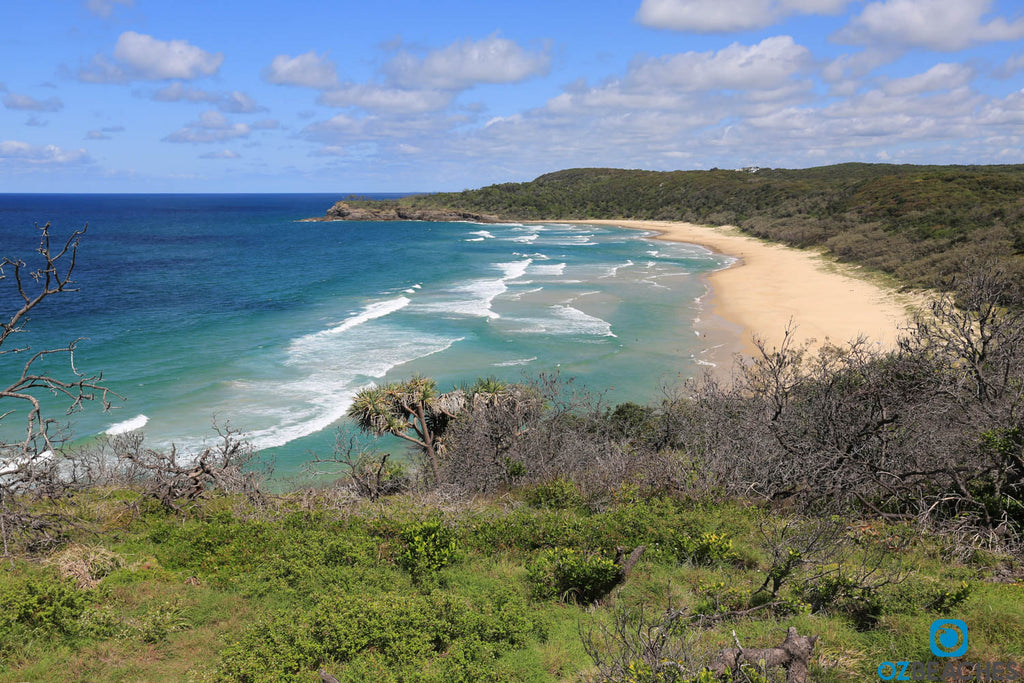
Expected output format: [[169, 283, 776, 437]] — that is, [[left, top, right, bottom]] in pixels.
[[371, 164, 1024, 287], [2, 485, 1022, 681]]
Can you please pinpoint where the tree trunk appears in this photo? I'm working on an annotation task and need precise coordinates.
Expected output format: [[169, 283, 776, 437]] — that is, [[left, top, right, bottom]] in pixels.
[[711, 627, 818, 683], [411, 402, 441, 483]]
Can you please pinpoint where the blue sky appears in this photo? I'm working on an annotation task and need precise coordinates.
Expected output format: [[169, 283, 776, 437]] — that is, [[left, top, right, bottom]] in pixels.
[[2, 0, 1023, 192]]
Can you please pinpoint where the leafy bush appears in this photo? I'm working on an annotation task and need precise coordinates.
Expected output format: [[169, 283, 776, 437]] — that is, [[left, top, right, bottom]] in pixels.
[[693, 580, 751, 615], [872, 575, 975, 616], [0, 574, 89, 637], [526, 547, 621, 603], [521, 478, 587, 510], [397, 518, 460, 583], [796, 567, 882, 629], [674, 533, 740, 566], [216, 590, 539, 682], [216, 614, 322, 682]]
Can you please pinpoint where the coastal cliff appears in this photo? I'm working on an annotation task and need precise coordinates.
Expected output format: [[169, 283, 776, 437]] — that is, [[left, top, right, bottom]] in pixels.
[[305, 201, 500, 223]]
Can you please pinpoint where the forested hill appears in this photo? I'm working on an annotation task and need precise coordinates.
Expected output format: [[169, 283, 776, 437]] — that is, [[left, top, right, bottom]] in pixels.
[[357, 163, 1024, 288]]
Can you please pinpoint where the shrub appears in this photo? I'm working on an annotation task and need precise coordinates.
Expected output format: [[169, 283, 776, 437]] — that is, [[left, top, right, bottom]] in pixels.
[[796, 567, 882, 630], [217, 590, 538, 682], [397, 518, 460, 583], [693, 580, 750, 615], [216, 615, 322, 682], [674, 533, 740, 566], [0, 574, 89, 637], [521, 478, 587, 510], [526, 547, 621, 604]]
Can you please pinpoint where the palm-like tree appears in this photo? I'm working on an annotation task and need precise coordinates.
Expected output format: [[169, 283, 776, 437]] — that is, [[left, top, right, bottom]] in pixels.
[[347, 375, 465, 483]]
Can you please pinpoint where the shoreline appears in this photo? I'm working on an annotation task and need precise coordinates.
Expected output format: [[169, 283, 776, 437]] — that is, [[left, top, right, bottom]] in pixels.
[[572, 219, 919, 375]]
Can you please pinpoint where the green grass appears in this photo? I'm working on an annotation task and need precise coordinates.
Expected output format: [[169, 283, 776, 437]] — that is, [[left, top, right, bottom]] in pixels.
[[0, 488, 1021, 682]]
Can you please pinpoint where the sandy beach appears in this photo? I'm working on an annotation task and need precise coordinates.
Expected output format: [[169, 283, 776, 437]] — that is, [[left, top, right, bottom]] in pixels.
[[579, 219, 919, 370]]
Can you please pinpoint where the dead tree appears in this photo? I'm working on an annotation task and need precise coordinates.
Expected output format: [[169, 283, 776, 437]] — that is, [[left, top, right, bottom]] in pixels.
[[711, 627, 818, 683], [0, 223, 121, 557], [97, 423, 266, 512], [304, 431, 408, 500]]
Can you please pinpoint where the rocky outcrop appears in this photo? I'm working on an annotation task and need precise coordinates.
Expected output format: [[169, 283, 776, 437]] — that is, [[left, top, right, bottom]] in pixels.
[[303, 201, 500, 223]]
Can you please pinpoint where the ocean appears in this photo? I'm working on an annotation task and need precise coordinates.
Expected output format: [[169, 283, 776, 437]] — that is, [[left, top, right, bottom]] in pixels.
[[0, 194, 731, 476]]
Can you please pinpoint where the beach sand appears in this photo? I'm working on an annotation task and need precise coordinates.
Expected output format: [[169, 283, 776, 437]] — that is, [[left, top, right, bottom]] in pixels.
[[578, 220, 919, 373]]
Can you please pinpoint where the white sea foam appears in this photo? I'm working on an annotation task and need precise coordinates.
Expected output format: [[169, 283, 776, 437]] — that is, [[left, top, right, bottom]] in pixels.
[[303, 296, 411, 341], [507, 305, 615, 338], [552, 305, 616, 337], [1, 450, 53, 476], [105, 414, 149, 435], [508, 286, 544, 301], [529, 262, 566, 276], [600, 260, 633, 279], [469, 230, 495, 238], [497, 259, 532, 281], [464, 237, 485, 242], [549, 235, 596, 246], [413, 284, 422, 289], [414, 259, 531, 319], [511, 234, 539, 243], [247, 328, 464, 450], [493, 357, 537, 367]]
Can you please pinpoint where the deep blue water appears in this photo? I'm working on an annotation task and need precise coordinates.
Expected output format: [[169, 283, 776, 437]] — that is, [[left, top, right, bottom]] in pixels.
[[0, 194, 729, 476]]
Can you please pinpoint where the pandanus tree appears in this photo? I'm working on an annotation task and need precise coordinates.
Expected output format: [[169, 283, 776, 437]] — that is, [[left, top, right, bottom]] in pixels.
[[346, 375, 466, 483]]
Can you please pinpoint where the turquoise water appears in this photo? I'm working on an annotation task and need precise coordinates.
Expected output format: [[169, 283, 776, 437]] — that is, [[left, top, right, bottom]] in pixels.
[[0, 194, 731, 474]]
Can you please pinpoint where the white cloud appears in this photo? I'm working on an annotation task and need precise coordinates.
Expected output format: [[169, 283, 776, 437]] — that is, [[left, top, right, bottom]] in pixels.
[[821, 48, 899, 83], [0, 140, 91, 164], [977, 90, 1024, 126], [163, 111, 252, 143], [626, 36, 812, 91], [263, 51, 338, 89], [635, 0, 852, 32], [3, 92, 63, 112], [302, 110, 461, 149], [385, 35, 551, 90], [85, 0, 132, 16], [220, 92, 265, 114], [544, 36, 813, 119], [837, 0, 1024, 51], [995, 53, 1024, 78], [86, 130, 110, 140], [882, 63, 974, 96], [200, 150, 241, 159], [80, 32, 223, 82], [163, 111, 279, 143], [309, 145, 346, 157], [151, 83, 266, 113], [318, 84, 453, 112]]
